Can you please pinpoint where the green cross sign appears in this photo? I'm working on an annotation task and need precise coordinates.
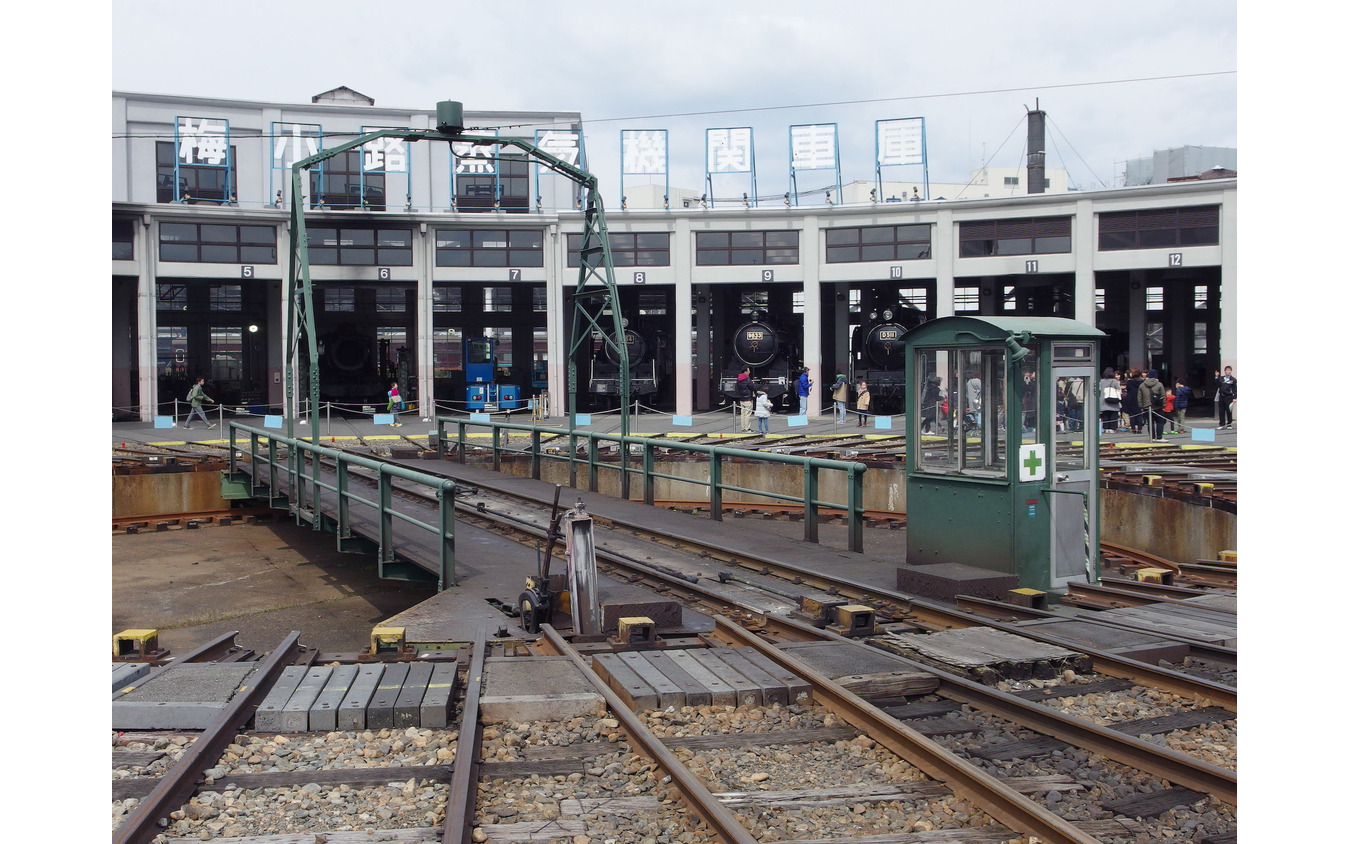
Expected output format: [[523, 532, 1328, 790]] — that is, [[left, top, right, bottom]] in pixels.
[[1018, 443, 1046, 482]]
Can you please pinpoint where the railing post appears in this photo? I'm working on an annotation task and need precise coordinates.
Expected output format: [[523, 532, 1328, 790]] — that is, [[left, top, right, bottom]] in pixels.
[[847, 464, 865, 553], [492, 424, 502, 472], [337, 460, 351, 539], [438, 483, 456, 590], [568, 431, 578, 489], [378, 466, 394, 572], [620, 435, 631, 501], [587, 432, 599, 493], [435, 418, 446, 460], [709, 448, 724, 521], [803, 461, 819, 543], [457, 420, 467, 464], [308, 445, 323, 530], [531, 429, 541, 480], [643, 441, 655, 506]]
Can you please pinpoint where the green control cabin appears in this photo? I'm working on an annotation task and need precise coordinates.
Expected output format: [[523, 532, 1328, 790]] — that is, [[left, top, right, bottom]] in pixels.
[[904, 316, 1105, 594]]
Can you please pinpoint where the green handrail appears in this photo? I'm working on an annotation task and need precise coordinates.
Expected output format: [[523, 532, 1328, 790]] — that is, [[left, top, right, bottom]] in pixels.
[[227, 423, 458, 589], [436, 417, 869, 552]]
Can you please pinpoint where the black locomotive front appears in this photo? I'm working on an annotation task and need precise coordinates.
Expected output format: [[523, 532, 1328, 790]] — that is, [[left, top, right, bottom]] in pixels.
[[588, 319, 668, 404], [852, 305, 925, 415], [720, 316, 797, 408]]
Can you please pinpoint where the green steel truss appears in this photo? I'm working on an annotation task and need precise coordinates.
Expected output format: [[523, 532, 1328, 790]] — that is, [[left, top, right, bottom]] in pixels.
[[285, 111, 630, 458]]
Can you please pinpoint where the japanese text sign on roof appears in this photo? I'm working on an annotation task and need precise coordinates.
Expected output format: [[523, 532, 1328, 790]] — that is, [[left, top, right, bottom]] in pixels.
[[361, 127, 409, 173], [622, 129, 668, 176], [876, 117, 925, 167], [176, 116, 229, 166], [707, 128, 753, 174], [271, 122, 321, 169], [789, 124, 838, 171]]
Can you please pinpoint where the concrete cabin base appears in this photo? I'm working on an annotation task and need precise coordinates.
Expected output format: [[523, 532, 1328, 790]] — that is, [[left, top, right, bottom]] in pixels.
[[895, 562, 1019, 602]]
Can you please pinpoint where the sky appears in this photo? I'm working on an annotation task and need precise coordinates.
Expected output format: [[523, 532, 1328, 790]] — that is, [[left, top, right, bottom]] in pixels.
[[109, 0, 1240, 205]]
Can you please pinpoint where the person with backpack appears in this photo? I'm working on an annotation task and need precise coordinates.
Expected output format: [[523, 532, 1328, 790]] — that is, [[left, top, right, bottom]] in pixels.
[[831, 372, 849, 423], [1137, 369, 1166, 442], [182, 377, 214, 429]]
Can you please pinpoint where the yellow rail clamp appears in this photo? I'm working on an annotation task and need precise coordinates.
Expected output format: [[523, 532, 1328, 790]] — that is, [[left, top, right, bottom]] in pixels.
[[114, 629, 159, 659], [1142, 474, 1162, 485], [1191, 482, 1214, 495], [617, 616, 655, 645], [1218, 550, 1237, 562], [370, 626, 406, 655], [1008, 587, 1048, 610], [1135, 567, 1173, 585]]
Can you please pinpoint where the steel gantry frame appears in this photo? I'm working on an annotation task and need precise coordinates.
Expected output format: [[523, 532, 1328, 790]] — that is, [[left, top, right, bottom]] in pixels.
[[283, 100, 630, 474]]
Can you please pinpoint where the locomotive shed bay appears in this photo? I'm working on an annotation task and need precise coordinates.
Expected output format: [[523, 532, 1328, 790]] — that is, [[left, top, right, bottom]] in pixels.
[[105, 414, 1241, 844]]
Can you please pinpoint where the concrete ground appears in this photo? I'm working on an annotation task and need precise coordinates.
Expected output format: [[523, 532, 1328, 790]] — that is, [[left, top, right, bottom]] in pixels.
[[111, 518, 437, 656]]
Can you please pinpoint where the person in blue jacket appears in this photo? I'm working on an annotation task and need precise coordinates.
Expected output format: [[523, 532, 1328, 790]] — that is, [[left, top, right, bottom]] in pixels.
[[1172, 378, 1192, 433], [795, 367, 813, 416]]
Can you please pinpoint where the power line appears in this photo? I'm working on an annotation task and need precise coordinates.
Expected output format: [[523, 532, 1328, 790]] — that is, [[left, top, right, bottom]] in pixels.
[[580, 70, 1236, 125]]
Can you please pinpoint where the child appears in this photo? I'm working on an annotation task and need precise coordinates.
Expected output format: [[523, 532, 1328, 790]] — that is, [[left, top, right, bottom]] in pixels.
[[753, 390, 772, 434], [855, 380, 871, 427], [1163, 388, 1176, 434]]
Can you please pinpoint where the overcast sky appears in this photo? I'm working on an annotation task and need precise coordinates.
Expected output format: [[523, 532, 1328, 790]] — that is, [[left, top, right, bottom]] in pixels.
[[111, 0, 1239, 203]]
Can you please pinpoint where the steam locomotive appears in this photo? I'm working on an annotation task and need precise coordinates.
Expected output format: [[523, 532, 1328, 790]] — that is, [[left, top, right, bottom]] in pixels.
[[588, 317, 671, 407], [719, 312, 799, 411], [850, 303, 926, 415]]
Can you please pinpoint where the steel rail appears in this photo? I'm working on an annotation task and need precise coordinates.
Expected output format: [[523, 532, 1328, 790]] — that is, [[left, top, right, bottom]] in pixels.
[[740, 613, 1237, 807], [113, 631, 304, 844], [956, 594, 1237, 665], [1065, 580, 1236, 613], [537, 625, 761, 844], [711, 615, 1107, 844], [356, 456, 1237, 711], [441, 627, 486, 844]]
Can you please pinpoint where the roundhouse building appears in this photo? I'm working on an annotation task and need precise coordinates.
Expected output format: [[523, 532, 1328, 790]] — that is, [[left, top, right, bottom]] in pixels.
[[112, 89, 1235, 422]]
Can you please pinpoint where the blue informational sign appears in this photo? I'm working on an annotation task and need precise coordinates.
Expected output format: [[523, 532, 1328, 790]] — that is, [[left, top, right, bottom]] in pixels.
[[154, 416, 175, 429], [672, 415, 693, 426], [873, 416, 893, 430], [574, 413, 593, 426], [374, 413, 395, 425], [264, 415, 284, 429], [1192, 427, 1216, 442], [469, 413, 491, 423], [787, 415, 809, 427]]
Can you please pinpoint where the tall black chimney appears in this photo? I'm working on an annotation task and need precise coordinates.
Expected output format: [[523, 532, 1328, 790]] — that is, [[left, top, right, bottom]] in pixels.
[[1027, 101, 1046, 194]]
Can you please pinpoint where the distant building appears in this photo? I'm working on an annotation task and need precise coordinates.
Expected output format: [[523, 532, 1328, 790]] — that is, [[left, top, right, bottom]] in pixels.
[[1124, 146, 1237, 186]]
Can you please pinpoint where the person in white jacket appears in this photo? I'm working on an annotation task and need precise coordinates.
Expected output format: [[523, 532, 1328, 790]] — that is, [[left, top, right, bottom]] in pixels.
[[753, 390, 772, 434]]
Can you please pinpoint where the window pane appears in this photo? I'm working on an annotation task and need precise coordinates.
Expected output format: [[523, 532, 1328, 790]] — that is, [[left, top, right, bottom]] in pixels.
[[240, 226, 273, 244], [200, 244, 238, 263], [860, 227, 892, 244], [161, 223, 196, 242], [160, 243, 197, 261], [200, 225, 236, 243], [696, 232, 729, 248], [240, 245, 276, 264], [378, 229, 412, 247], [859, 244, 894, 262], [1035, 236, 1071, 254]]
